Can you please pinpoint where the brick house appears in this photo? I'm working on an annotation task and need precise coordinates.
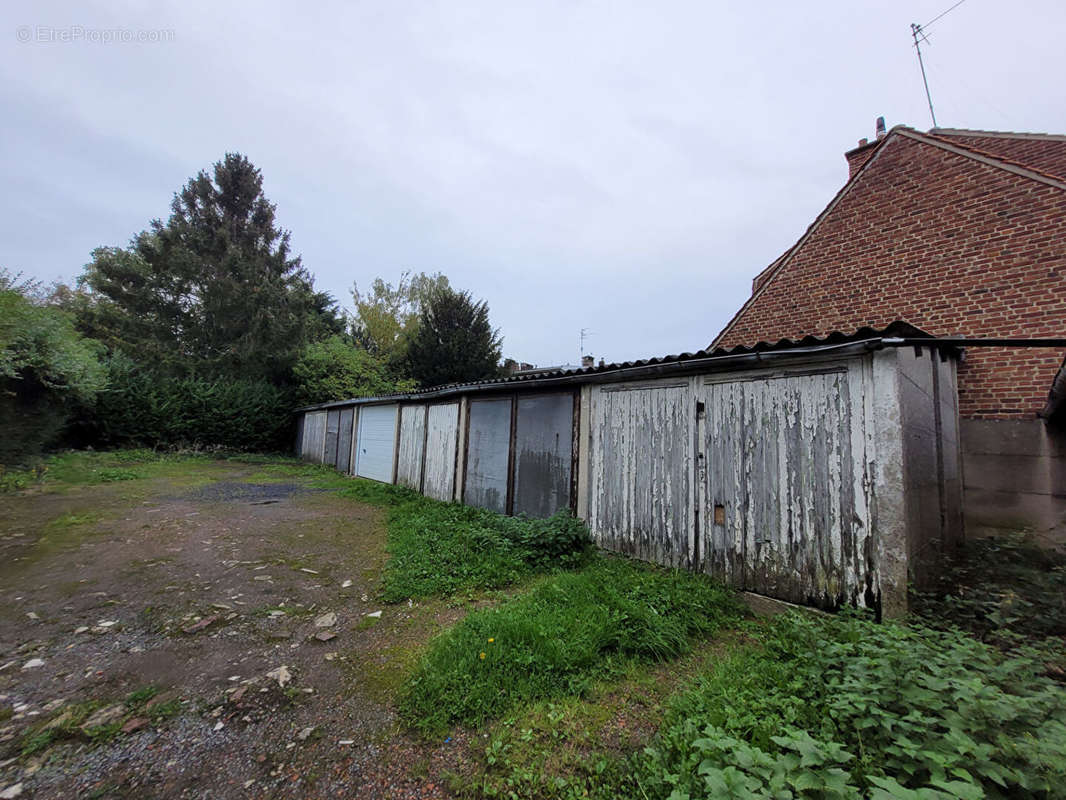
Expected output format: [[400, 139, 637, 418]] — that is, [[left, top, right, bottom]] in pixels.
[[712, 124, 1066, 547]]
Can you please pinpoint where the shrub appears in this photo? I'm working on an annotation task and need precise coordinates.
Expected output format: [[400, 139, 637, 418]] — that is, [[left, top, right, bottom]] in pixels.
[[637, 610, 1066, 799], [912, 532, 1066, 647], [0, 270, 107, 465], [399, 557, 747, 734]]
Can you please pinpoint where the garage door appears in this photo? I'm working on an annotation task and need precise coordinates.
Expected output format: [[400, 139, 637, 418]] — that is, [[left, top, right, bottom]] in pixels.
[[354, 404, 398, 483], [587, 383, 694, 568], [513, 394, 573, 518], [423, 403, 460, 501], [325, 409, 341, 466], [302, 411, 327, 463], [336, 407, 355, 474], [699, 370, 858, 604], [396, 405, 427, 489], [464, 398, 512, 513]]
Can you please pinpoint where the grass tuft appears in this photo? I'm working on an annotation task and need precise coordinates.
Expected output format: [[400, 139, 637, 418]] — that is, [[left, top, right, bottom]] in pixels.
[[382, 501, 593, 602], [399, 556, 747, 734]]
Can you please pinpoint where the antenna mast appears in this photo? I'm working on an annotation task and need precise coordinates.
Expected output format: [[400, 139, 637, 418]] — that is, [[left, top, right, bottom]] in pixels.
[[580, 328, 592, 359], [910, 0, 969, 129], [911, 22, 938, 128]]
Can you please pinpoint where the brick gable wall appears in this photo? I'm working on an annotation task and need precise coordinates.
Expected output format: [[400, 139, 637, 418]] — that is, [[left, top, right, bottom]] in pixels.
[[715, 134, 1066, 419], [933, 132, 1066, 181]]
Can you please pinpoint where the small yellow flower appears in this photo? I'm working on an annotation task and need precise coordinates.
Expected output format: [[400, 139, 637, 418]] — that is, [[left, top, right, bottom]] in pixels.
[[488, 638, 495, 643], [479, 652, 486, 660]]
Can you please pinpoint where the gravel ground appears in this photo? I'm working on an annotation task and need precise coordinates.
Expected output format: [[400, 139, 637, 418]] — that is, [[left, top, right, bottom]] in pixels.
[[0, 465, 474, 799]]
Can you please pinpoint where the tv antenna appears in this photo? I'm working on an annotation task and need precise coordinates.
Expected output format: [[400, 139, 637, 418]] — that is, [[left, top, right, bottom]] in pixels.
[[580, 328, 592, 358], [910, 0, 969, 129], [911, 22, 937, 128]]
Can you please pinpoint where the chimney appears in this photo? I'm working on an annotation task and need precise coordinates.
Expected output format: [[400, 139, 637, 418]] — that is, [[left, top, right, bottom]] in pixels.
[[581, 355, 594, 368], [844, 117, 887, 180]]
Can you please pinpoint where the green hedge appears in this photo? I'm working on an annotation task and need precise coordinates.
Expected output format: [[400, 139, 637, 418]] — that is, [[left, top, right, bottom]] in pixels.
[[72, 358, 295, 452]]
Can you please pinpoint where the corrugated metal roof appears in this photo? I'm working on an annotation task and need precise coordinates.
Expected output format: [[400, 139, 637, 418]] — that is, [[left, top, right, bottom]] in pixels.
[[297, 321, 943, 411]]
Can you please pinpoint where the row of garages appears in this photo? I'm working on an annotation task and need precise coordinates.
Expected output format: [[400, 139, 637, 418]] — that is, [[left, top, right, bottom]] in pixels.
[[298, 392, 576, 518], [295, 329, 965, 617]]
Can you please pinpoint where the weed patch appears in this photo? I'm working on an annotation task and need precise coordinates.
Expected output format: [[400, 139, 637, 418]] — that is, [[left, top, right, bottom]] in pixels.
[[399, 557, 747, 734], [913, 532, 1066, 649], [637, 610, 1066, 799], [382, 501, 593, 602]]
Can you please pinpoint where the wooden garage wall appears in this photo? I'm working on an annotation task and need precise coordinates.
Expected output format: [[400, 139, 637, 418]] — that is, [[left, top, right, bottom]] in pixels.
[[583, 357, 900, 612], [396, 405, 427, 490], [300, 411, 327, 463], [423, 403, 460, 501]]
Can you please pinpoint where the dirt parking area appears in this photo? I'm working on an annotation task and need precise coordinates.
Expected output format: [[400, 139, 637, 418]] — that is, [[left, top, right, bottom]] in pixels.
[[0, 460, 470, 799]]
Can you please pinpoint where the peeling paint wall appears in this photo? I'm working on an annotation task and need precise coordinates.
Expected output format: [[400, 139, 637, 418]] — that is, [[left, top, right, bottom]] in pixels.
[[423, 403, 459, 501], [587, 382, 694, 568], [464, 398, 512, 513], [513, 394, 574, 518], [700, 369, 864, 608], [396, 405, 427, 490], [583, 360, 914, 614]]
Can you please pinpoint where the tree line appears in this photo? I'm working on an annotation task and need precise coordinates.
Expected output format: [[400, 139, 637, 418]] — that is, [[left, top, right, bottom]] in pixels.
[[1, 153, 504, 464]]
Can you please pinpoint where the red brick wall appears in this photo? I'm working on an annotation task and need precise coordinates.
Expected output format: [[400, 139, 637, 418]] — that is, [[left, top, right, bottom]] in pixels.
[[716, 134, 1066, 419], [933, 132, 1066, 181]]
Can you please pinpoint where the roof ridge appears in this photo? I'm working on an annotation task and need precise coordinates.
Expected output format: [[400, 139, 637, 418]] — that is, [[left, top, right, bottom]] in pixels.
[[931, 127, 1066, 143], [917, 130, 1066, 183]]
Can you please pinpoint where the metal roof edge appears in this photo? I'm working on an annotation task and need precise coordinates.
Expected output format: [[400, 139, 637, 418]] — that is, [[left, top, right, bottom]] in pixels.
[[295, 325, 970, 412]]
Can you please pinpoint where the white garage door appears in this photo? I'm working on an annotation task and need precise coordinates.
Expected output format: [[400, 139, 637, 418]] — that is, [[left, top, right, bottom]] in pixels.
[[355, 404, 398, 483]]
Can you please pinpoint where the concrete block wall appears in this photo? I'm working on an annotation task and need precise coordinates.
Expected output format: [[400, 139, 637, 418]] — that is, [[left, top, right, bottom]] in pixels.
[[961, 418, 1066, 549]]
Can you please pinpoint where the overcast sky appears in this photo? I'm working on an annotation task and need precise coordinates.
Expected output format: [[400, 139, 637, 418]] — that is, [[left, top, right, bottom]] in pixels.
[[4, 1, 1065, 366]]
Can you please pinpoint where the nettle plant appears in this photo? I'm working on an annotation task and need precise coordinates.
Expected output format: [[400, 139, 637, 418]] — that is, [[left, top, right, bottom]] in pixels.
[[639, 610, 1066, 799]]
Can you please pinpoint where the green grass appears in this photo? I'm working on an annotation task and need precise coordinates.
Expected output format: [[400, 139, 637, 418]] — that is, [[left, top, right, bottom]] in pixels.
[[2, 448, 295, 493], [451, 640, 745, 800], [399, 556, 748, 735], [269, 468, 595, 601], [635, 610, 1066, 799], [381, 500, 593, 602]]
